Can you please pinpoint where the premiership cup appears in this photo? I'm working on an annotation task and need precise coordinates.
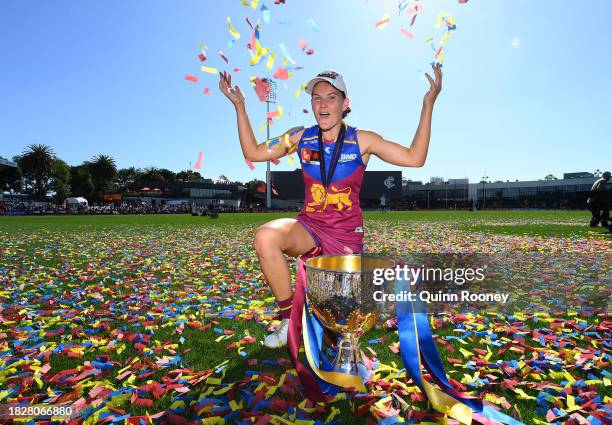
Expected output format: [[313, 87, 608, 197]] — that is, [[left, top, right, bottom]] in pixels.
[[304, 254, 396, 376]]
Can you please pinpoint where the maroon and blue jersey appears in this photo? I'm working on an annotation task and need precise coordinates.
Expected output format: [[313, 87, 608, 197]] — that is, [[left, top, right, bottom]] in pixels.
[[295, 124, 366, 237]]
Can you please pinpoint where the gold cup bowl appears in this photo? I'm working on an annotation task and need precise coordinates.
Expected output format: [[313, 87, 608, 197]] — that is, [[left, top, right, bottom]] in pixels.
[[304, 254, 396, 376]]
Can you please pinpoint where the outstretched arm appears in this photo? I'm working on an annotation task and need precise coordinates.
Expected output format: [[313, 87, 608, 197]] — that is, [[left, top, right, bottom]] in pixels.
[[219, 71, 303, 162], [361, 63, 442, 167]]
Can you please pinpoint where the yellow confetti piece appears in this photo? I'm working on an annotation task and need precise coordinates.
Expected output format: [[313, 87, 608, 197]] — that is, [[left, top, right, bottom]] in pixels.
[[435, 11, 448, 28], [325, 407, 340, 424], [459, 347, 474, 357], [229, 400, 240, 411], [266, 52, 276, 71], [201, 66, 218, 74], [287, 156, 294, 165], [201, 418, 225, 425], [227, 16, 240, 40], [207, 377, 222, 385], [513, 388, 535, 400], [250, 0, 259, 9]]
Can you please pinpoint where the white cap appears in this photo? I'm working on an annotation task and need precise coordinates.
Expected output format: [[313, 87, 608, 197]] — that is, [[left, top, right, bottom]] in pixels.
[[305, 70, 348, 97]]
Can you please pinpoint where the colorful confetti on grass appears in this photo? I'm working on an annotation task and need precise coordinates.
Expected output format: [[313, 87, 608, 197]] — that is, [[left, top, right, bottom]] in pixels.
[[0, 213, 610, 424]]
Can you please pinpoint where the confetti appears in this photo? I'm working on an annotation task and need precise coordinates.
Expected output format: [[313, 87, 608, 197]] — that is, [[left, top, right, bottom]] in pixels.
[[245, 158, 255, 170], [375, 13, 391, 29], [278, 43, 296, 64], [400, 28, 414, 39], [201, 66, 218, 74], [185, 74, 198, 83], [218, 51, 229, 64], [227, 16, 241, 39], [261, 4, 271, 24], [306, 18, 320, 32], [253, 77, 271, 102], [194, 152, 203, 170]]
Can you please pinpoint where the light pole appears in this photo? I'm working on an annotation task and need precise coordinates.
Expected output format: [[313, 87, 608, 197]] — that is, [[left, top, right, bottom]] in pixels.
[[481, 172, 489, 210], [264, 79, 277, 211], [426, 183, 430, 209], [444, 181, 448, 209]]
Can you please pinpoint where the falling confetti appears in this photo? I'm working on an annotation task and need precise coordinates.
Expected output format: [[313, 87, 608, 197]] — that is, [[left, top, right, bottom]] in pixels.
[[306, 18, 320, 32], [201, 66, 218, 74], [227, 16, 241, 39], [194, 152, 203, 170], [375, 13, 392, 29], [218, 51, 229, 63], [185, 74, 199, 83], [253, 77, 271, 102]]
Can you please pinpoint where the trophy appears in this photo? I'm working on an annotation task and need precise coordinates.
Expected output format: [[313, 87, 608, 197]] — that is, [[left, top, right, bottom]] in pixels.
[[304, 254, 395, 376]]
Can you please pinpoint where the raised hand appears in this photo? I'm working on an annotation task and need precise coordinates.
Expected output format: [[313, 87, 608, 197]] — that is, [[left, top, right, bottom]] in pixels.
[[219, 71, 245, 107], [423, 63, 442, 106]]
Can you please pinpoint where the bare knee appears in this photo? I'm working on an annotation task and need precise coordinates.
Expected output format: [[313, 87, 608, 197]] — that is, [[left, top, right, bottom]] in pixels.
[[253, 227, 283, 258]]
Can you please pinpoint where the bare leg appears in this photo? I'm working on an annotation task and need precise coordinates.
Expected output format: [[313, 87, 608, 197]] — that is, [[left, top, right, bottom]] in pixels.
[[253, 218, 317, 301]]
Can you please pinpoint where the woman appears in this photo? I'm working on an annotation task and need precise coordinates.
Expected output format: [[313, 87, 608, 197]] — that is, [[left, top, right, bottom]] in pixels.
[[219, 66, 442, 347]]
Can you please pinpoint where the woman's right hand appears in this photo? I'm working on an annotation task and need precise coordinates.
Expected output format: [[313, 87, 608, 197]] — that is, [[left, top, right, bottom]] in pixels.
[[219, 71, 245, 108]]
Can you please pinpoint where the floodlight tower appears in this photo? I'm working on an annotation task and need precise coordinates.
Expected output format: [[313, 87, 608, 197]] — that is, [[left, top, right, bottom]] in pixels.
[[264, 79, 277, 210]]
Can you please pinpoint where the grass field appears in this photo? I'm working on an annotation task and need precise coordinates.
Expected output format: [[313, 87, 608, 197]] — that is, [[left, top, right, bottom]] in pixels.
[[0, 211, 610, 425]]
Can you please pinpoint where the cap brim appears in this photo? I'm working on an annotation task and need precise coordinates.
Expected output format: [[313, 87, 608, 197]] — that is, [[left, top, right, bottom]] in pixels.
[[305, 77, 333, 94]]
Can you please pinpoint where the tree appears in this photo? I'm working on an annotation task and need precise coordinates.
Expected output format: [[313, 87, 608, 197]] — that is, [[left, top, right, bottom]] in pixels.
[[0, 159, 22, 193], [544, 174, 558, 181], [114, 167, 143, 192], [17, 144, 55, 200], [245, 179, 265, 192], [50, 158, 71, 202], [70, 164, 94, 199], [141, 167, 175, 184], [89, 155, 117, 200], [176, 170, 202, 182]]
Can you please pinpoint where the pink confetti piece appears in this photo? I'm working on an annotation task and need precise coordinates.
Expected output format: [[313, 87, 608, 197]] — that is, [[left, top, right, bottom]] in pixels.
[[271, 158, 280, 165], [272, 67, 289, 80], [245, 158, 255, 170], [203, 88, 210, 95], [459, 0, 469, 3], [194, 152, 203, 170], [198, 50, 207, 61], [185, 74, 198, 83], [400, 28, 414, 39], [302, 109, 309, 113], [406, 4, 423, 15], [233, 68, 241, 72], [254, 78, 271, 101], [305, 48, 314, 55], [298, 39, 308, 50]]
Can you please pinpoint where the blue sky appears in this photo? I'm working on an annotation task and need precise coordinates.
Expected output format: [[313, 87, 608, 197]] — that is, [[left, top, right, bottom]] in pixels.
[[1, 0, 610, 184]]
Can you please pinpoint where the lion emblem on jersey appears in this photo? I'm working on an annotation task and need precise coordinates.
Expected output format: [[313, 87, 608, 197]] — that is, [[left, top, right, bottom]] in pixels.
[[306, 184, 352, 212]]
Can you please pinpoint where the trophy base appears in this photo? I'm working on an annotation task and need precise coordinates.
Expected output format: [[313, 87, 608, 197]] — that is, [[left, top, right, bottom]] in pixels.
[[332, 334, 360, 376]]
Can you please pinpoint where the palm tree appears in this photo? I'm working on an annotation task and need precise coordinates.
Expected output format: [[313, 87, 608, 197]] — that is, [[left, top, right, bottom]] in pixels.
[[89, 155, 117, 201], [17, 144, 55, 200]]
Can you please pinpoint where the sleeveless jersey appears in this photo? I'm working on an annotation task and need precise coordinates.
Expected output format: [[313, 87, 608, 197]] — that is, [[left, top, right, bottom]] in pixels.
[[295, 124, 366, 231]]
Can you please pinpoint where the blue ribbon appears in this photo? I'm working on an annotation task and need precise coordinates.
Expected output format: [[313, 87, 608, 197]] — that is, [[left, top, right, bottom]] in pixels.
[[303, 299, 341, 396], [396, 277, 524, 425]]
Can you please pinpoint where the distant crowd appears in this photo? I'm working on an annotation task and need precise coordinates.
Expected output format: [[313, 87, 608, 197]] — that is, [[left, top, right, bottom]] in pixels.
[[0, 200, 291, 216]]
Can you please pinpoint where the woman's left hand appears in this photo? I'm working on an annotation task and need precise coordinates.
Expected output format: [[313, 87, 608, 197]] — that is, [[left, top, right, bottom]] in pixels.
[[423, 63, 443, 107]]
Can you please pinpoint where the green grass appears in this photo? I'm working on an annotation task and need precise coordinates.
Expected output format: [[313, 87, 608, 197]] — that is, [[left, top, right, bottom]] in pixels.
[[0, 211, 609, 424]]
